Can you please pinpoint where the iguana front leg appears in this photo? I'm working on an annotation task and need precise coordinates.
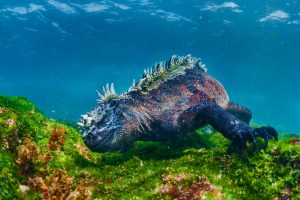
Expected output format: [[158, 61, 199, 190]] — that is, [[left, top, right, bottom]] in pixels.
[[178, 103, 278, 150]]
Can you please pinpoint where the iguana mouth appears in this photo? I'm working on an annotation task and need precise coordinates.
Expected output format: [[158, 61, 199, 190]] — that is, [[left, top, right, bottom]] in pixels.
[[83, 126, 122, 152]]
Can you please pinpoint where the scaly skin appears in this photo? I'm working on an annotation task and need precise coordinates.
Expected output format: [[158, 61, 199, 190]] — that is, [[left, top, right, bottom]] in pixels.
[[79, 55, 278, 152]]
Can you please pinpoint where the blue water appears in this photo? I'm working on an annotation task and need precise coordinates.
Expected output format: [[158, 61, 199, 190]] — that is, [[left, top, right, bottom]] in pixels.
[[0, 0, 299, 133]]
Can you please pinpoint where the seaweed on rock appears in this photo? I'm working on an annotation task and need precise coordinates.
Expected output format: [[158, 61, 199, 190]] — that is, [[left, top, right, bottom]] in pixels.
[[0, 96, 299, 199]]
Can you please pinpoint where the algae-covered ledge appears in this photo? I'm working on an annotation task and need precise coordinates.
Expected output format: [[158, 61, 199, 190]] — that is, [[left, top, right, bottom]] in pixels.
[[0, 96, 299, 199]]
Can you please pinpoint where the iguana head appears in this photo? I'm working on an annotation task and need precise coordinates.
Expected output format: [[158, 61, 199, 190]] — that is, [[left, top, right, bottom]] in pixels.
[[78, 83, 127, 152], [78, 99, 125, 152]]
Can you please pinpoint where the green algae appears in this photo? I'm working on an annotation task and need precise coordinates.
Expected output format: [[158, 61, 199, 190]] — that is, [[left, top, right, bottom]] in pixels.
[[0, 96, 299, 199]]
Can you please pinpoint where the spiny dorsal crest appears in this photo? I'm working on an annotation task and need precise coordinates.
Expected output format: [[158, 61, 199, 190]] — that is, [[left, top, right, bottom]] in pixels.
[[94, 55, 207, 103], [132, 54, 207, 92], [141, 54, 206, 79], [96, 83, 118, 103]]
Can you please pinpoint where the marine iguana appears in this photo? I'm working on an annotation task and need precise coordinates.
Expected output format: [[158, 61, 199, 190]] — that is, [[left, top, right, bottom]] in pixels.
[[78, 55, 278, 152]]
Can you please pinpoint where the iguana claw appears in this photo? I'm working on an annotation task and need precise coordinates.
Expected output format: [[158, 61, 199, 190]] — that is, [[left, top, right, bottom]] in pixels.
[[254, 126, 278, 149]]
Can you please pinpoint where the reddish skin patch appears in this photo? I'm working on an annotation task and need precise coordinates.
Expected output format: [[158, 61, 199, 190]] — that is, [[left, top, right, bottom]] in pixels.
[[179, 86, 190, 95], [202, 76, 228, 109], [190, 93, 201, 105]]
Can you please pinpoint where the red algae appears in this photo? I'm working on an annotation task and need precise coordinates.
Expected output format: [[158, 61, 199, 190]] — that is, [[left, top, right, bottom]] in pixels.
[[291, 138, 300, 145]]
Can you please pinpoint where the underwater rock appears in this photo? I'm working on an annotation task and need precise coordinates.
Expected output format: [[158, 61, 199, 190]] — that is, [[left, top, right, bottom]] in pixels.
[[1, 96, 300, 199]]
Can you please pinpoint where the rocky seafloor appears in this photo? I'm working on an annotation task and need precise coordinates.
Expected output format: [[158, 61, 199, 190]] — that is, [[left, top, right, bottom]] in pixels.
[[0, 96, 299, 200]]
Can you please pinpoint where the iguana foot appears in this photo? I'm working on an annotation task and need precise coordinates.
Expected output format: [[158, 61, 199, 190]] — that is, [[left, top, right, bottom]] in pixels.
[[231, 126, 278, 151]]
